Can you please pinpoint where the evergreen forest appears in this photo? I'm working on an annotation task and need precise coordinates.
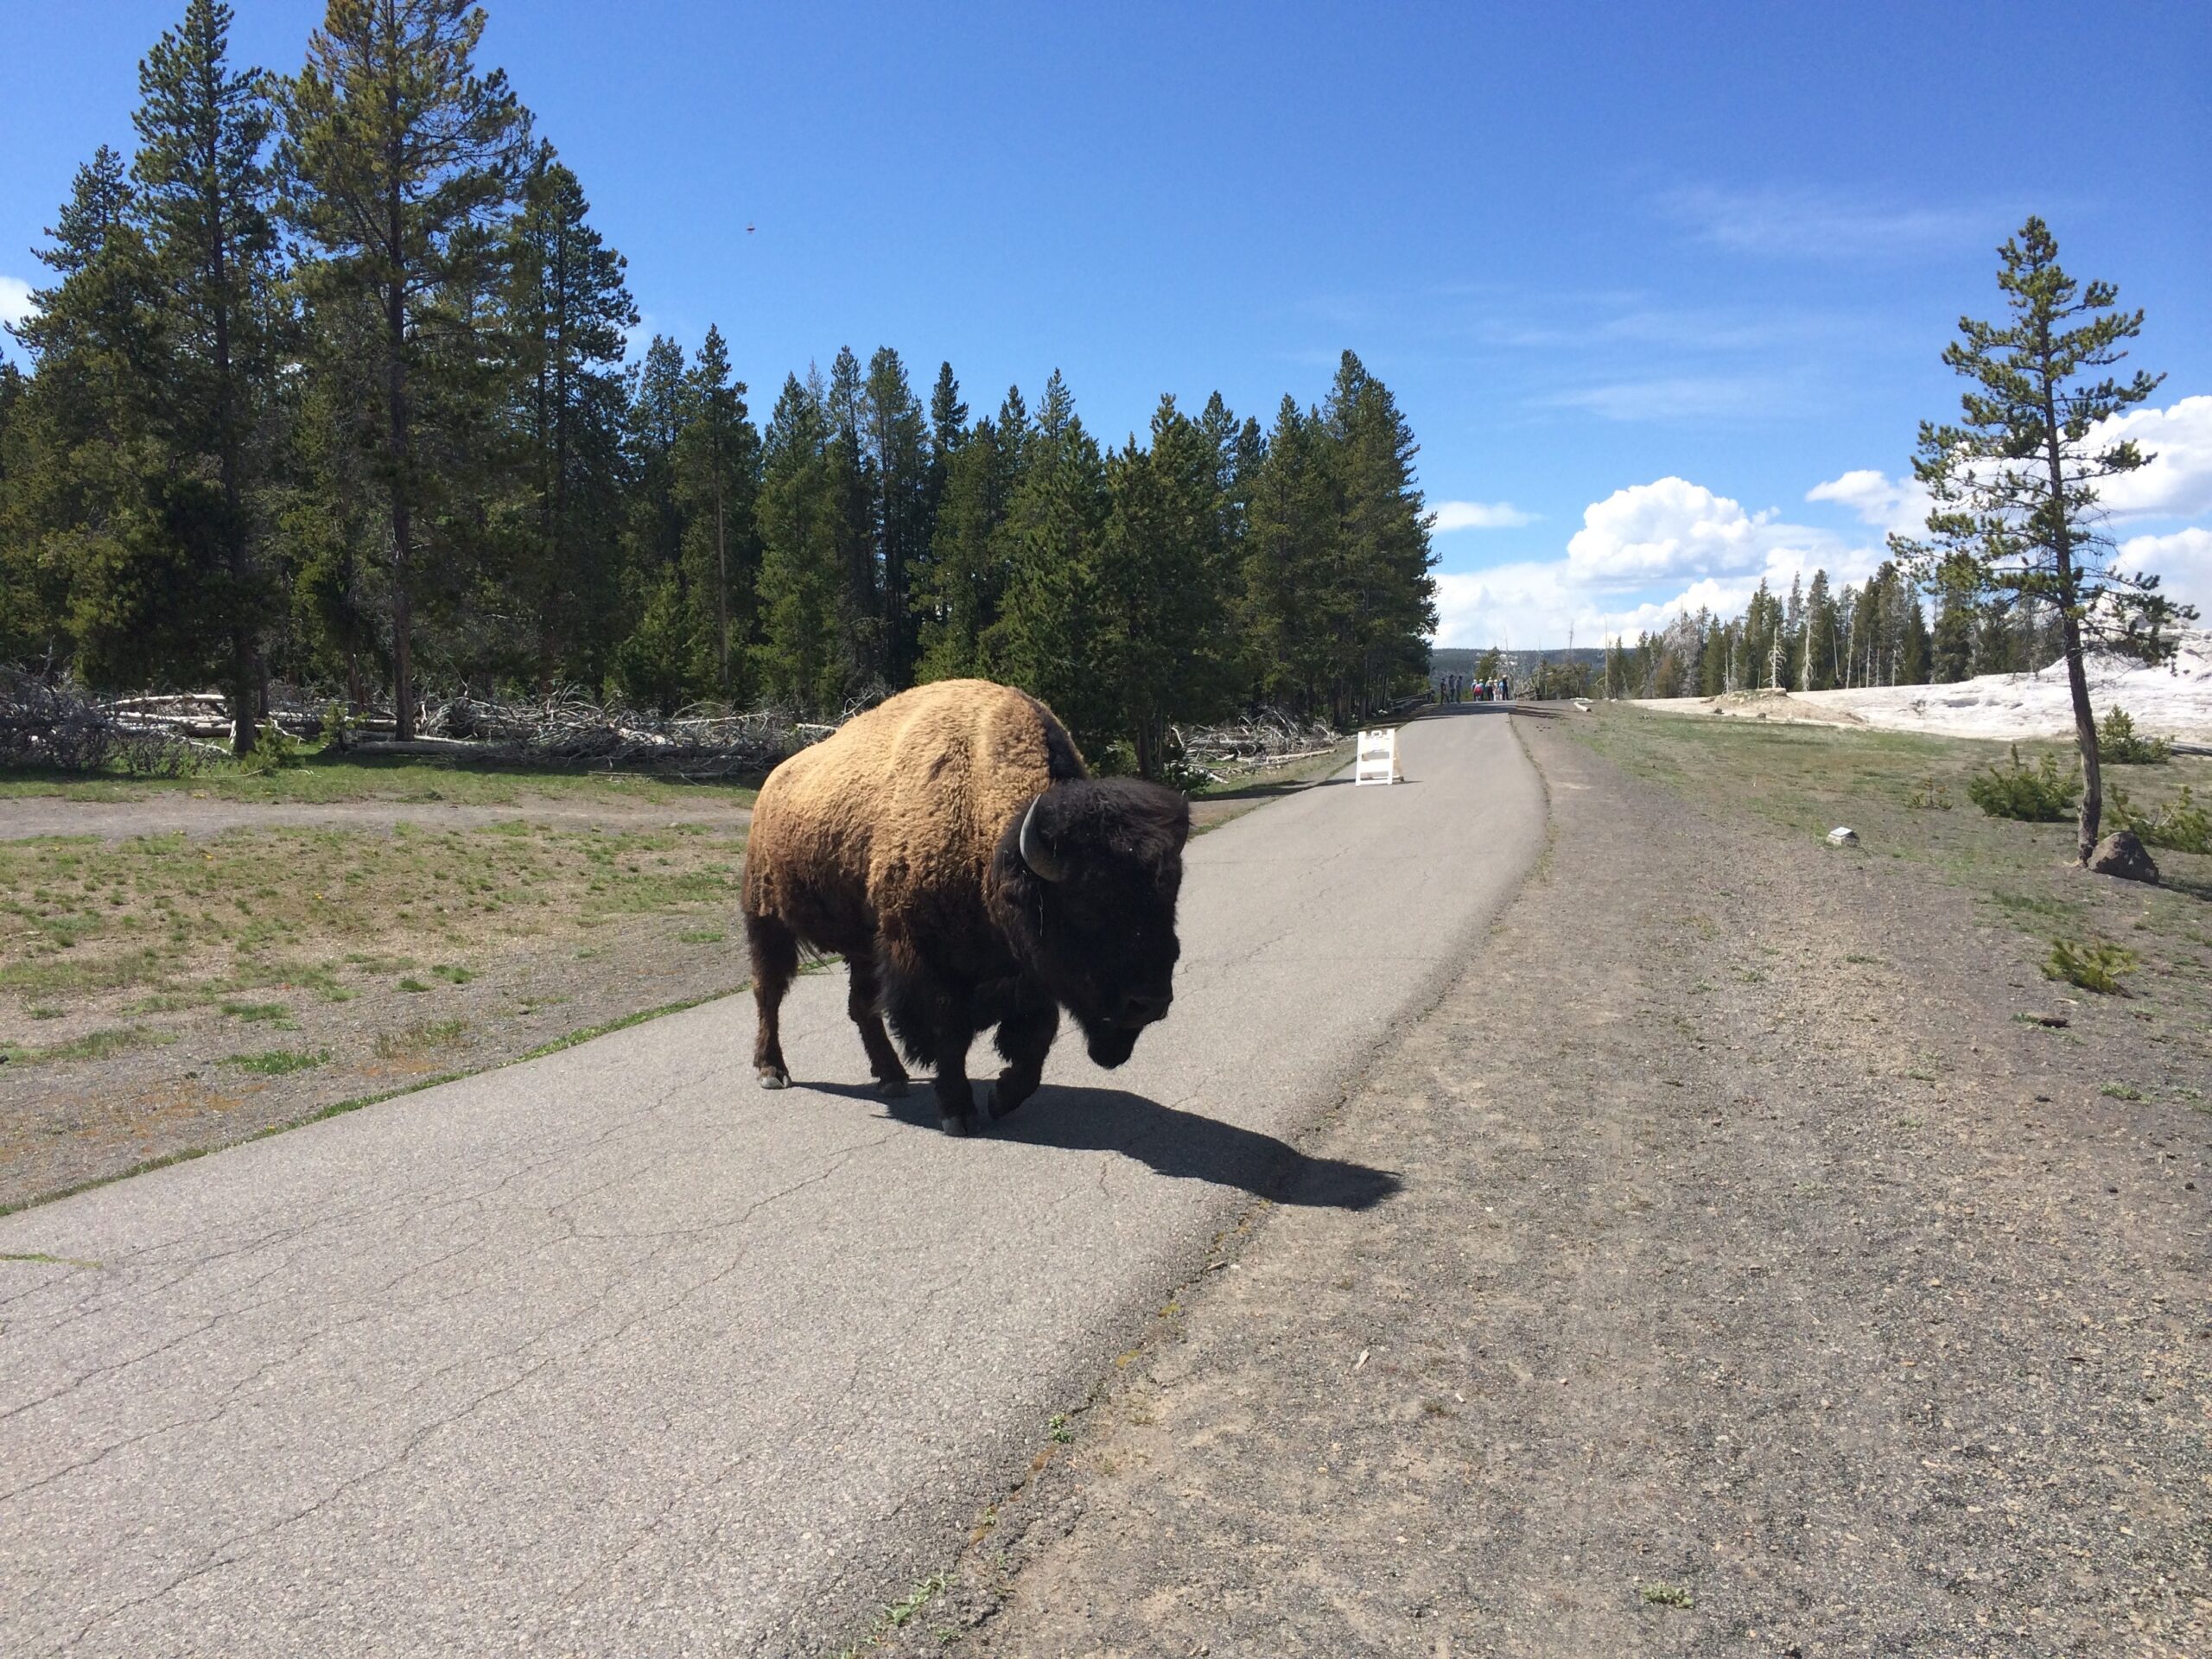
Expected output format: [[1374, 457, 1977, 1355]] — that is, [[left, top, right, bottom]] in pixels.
[[0, 0, 1438, 772]]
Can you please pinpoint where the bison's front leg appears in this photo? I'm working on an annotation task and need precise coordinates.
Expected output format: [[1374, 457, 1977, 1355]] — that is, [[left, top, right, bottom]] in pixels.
[[881, 942, 980, 1136], [987, 1000, 1058, 1122]]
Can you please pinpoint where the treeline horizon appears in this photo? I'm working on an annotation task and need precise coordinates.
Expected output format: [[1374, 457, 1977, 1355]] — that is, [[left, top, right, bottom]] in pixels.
[[1595, 557, 2075, 702], [0, 0, 1437, 775]]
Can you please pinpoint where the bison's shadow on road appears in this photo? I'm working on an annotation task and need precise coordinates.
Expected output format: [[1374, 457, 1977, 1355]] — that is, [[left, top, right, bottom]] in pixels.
[[831, 1081, 1402, 1210]]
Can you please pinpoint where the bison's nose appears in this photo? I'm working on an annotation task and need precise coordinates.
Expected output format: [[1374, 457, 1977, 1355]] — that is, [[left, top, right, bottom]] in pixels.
[[1119, 990, 1173, 1027]]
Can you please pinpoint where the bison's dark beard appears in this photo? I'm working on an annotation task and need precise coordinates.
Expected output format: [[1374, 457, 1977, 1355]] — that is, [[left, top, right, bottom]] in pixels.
[[1079, 1019, 1143, 1069]]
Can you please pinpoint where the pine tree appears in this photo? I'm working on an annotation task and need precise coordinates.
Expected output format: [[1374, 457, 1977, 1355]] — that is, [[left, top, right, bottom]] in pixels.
[[1891, 216, 2195, 860], [280, 0, 530, 737], [753, 373, 843, 713], [1321, 352, 1437, 724], [673, 325, 760, 700], [915, 415, 1012, 682], [607, 334, 693, 707], [130, 0, 285, 749], [989, 374, 1111, 751], [862, 346, 930, 685], [504, 146, 635, 686], [1241, 395, 1334, 713], [823, 346, 880, 690], [1092, 396, 1234, 775], [3, 147, 190, 691]]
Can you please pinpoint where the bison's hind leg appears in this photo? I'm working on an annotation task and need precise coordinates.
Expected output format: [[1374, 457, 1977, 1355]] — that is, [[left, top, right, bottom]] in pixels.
[[745, 909, 799, 1089], [843, 948, 911, 1099]]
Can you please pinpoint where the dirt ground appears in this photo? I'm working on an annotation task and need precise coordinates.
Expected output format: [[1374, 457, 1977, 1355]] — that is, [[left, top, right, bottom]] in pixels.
[[875, 710, 2211, 1658]]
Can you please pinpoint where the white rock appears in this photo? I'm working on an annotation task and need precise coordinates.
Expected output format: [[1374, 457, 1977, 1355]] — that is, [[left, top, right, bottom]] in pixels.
[[1826, 826, 1859, 847]]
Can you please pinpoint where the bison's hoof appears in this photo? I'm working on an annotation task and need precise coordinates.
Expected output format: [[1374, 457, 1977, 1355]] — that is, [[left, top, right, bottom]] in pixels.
[[939, 1110, 980, 1137], [757, 1070, 789, 1091], [874, 1076, 911, 1100]]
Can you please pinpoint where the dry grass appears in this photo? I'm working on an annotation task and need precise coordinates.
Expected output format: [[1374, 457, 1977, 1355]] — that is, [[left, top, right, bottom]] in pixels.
[[0, 821, 746, 1015]]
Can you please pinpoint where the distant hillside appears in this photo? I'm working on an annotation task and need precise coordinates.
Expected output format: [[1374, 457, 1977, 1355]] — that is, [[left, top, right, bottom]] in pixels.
[[1428, 647, 1606, 679]]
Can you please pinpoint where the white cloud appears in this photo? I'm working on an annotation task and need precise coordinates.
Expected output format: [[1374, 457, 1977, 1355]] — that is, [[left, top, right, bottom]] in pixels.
[[1658, 184, 1993, 259], [1565, 476, 1840, 582], [2117, 526, 2212, 615], [1436, 480, 1882, 648], [0, 275, 32, 359], [1541, 375, 1779, 423], [1807, 395, 2212, 534], [1806, 467, 1934, 538], [2097, 395, 2212, 519], [1430, 499, 1536, 531]]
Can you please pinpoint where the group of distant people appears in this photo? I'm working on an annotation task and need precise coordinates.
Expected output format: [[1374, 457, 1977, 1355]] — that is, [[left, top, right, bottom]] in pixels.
[[1435, 674, 1510, 704]]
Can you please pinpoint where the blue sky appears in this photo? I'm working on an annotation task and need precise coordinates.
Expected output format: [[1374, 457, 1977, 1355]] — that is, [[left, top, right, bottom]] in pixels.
[[5, 0, 2209, 645]]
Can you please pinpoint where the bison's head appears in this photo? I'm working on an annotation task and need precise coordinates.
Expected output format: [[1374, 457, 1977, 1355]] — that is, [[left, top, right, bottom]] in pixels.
[[991, 779, 1191, 1068]]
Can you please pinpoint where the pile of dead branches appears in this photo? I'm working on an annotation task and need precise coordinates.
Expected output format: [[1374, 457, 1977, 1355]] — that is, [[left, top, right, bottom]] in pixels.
[[1170, 709, 1343, 783], [0, 673, 200, 776], [406, 690, 836, 777]]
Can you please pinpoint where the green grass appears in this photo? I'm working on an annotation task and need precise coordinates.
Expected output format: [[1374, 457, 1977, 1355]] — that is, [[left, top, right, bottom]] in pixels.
[[1, 1024, 177, 1065], [0, 751, 759, 808], [220, 1000, 298, 1027], [1640, 1583, 1695, 1609], [222, 1047, 329, 1076]]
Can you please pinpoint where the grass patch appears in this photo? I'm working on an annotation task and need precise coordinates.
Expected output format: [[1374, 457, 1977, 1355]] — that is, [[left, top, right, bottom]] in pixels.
[[374, 1019, 472, 1058], [2045, 938, 2138, 995], [222, 1047, 329, 1076], [397, 976, 432, 994], [677, 928, 726, 944], [0, 821, 746, 1014], [1640, 1583, 1694, 1609], [220, 1000, 297, 1027], [2, 1024, 176, 1065], [0, 752, 759, 808]]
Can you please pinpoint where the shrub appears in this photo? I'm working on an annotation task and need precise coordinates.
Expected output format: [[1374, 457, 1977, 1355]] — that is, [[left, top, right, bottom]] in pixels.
[[1967, 746, 2080, 822], [237, 719, 308, 775], [2045, 938, 2138, 994], [2097, 706, 2170, 765], [2109, 783, 2212, 855], [1904, 776, 1953, 810]]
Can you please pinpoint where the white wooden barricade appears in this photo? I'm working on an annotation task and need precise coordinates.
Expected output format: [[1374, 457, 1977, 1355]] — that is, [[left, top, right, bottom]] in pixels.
[[1353, 727, 1401, 785]]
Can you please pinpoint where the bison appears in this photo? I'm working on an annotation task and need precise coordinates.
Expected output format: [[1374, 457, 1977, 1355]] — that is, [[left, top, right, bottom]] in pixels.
[[741, 679, 1190, 1135]]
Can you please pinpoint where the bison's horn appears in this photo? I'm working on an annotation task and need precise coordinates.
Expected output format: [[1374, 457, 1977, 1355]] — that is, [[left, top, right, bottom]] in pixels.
[[1019, 796, 1066, 882]]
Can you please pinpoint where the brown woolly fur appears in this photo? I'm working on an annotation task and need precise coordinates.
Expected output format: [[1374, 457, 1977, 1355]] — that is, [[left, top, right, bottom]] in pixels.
[[741, 678, 1189, 1135], [741, 680, 1084, 949]]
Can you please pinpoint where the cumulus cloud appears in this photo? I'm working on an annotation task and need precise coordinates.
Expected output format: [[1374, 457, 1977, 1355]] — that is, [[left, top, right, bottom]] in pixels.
[[1806, 467, 1934, 537], [1430, 499, 1536, 531], [2097, 395, 2212, 519], [1806, 395, 2212, 534], [2118, 526, 2212, 615], [1564, 476, 1843, 582], [1435, 480, 1882, 647]]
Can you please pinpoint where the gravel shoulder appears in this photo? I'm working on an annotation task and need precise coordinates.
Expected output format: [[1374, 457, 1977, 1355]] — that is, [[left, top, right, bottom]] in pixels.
[[886, 709, 2212, 1658]]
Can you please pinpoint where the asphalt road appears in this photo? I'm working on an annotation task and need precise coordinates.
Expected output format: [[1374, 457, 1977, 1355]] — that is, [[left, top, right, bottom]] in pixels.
[[0, 704, 1543, 1658]]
